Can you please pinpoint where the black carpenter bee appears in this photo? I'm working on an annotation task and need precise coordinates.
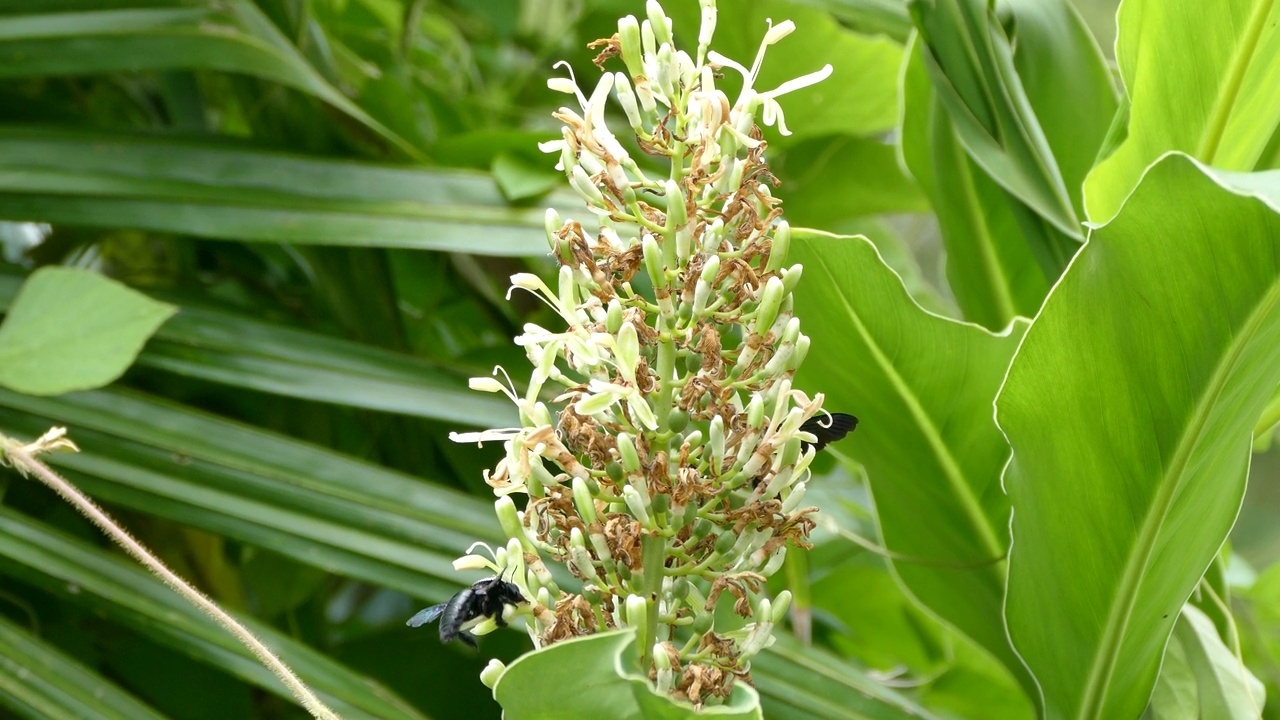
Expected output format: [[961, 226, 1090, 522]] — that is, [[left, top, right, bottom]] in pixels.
[[406, 575, 526, 647], [799, 412, 858, 454]]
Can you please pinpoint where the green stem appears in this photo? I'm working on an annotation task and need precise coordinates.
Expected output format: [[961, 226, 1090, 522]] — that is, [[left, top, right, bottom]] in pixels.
[[639, 533, 667, 668]]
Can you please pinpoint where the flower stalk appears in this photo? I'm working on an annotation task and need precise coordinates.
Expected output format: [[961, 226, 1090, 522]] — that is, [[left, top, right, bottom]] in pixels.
[[451, 0, 834, 706]]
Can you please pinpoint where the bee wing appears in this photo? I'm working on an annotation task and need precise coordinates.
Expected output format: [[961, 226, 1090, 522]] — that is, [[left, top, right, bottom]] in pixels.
[[799, 412, 859, 453], [406, 603, 447, 628]]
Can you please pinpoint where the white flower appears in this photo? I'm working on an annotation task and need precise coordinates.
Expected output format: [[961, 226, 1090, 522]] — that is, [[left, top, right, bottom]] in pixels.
[[708, 18, 832, 136], [449, 428, 523, 446]]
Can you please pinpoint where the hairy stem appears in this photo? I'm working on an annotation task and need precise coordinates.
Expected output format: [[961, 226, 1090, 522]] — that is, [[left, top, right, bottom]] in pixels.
[[1, 433, 342, 720]]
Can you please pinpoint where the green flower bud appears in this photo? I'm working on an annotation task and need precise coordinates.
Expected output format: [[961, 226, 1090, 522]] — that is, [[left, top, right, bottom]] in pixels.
[[617, 432, 641, 472], [606, 299, 624, 334], [777, 438, 801, 472], [771, 590, 793, 623], [781, 481, 808, 514], [623, 484, 653, 528], [496, 496, 534, 552], [646, 1, 673, 46], [479, 659, 507, 689], [570, 527, 598, 579], [692, 279, 712, 317], [766, 221, 791, 272], [780, 316, 801, 345], [709, 415, 725, 470], [618, 16, 644, 79], [700, 254, 721, 284], [746, 393, 765, 428], [790, 334, 811, 370], [589, 530, 615, 565], [613, 73, 645, 133], [570, 165, 605, 206], [616, 321, 640, 382], [544, 208, 562, 251], [762, 546, 788, 577], [762, 339, 795, 377], [754, 276, 785, 336], [665, 180, 686, 231], [573, 476, 599, 526], [756, 597, 772, 622], [643, 234, 668, 289], [780, 264, 804, 296], [626, 594, 651, 645]]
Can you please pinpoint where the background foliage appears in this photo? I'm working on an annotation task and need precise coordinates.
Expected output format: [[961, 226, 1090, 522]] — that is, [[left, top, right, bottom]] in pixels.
[[2, 0, 1280, 719]]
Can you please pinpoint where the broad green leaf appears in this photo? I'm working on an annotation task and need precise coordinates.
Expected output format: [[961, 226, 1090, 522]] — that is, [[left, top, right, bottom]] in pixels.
[[787, 0, 913, 42], [790, 231, 1034, 698], [493, 629, 761, 720], [773, 135, 928, 228], [0, 0, 420, 157], [669, 1, 904, 140], [0, 387, 503, 603], [0, 126, 566, 256], [0, 508, 428, 720], [900, 35, 1048, 329], [0, 267, 175, 395], [0, 614, 167, 720], [1083, 0, 1280, 223], [908, 0, 1083, 256], [998, 154, 1280, 720]]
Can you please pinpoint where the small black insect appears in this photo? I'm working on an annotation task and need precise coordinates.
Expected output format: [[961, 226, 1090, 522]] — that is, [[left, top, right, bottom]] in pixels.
[[799, 412, 859, 454], [407, 575, 526, 647]]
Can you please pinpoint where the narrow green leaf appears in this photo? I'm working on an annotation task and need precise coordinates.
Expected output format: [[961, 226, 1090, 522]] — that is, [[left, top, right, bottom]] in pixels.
[[0, 0, 420, 156], [1084, 0, 1280, 223], [900, 35, 1049, 329], [1004, 0, 1117, 217], [0, 614, 167, 720], [790, 231, 1035, 698], [908, 0, 1083, 253], [998, 154, 1280, 720], [0, 126, 565, 255], [753, 636, 945, 720], [0, 387, 503, 602], [0, 508, 428, 720], [141, 305, 517, 427], [0, 267, 175, 395]]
